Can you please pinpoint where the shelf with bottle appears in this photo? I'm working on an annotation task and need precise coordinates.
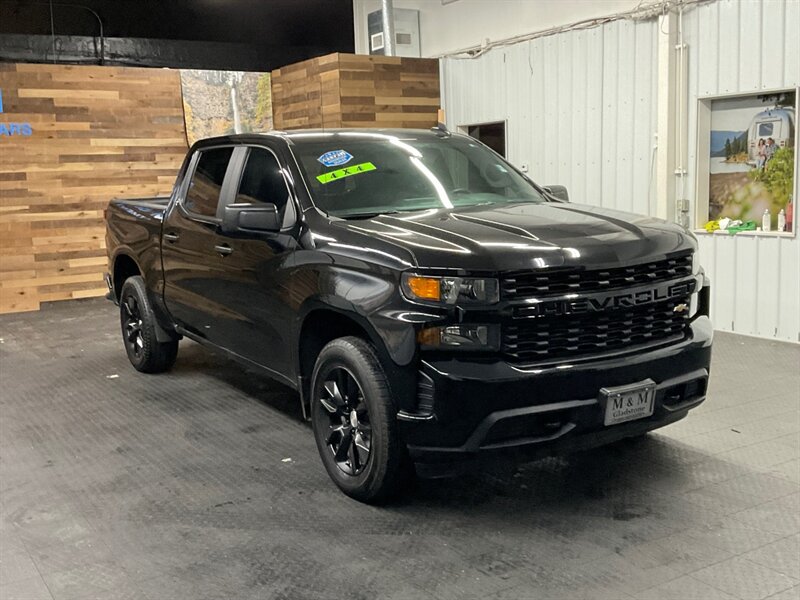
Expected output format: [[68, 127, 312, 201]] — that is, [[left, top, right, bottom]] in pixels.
[[694, 229, 795, 238], [696, 201, 795, 237]]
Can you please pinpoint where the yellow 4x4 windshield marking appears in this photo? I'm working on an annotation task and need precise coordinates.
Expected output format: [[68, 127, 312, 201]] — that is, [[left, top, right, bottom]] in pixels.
[[317, 162, 376, 184]]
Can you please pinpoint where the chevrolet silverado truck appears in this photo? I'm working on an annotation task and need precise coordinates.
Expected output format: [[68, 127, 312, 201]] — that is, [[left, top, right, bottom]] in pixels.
[[105, 128, 712, 503]]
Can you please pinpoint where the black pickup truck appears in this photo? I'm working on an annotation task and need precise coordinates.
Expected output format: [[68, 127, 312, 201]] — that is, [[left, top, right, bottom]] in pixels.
[[105, 128, 712, 503]]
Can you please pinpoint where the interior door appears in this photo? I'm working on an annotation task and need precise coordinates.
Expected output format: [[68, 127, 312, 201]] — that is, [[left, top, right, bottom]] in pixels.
[[209, 145, 300, 378], [161, 145, 237, 339]]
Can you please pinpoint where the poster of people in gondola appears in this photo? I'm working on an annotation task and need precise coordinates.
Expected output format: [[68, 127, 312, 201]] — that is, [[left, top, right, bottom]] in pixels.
[[708, 90, 795, 231]]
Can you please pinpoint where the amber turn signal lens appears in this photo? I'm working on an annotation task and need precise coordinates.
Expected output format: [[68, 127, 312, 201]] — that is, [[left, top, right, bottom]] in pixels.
[[406, 276, 440, 301], [417, 327, 441, 346]]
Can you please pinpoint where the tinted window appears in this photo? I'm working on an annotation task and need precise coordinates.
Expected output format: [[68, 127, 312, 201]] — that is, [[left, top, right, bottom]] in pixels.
[[758, 122, 774, 136], [235, 148, 289, 212], [184, 147, 233, 217], [292, 134, 544, 219]]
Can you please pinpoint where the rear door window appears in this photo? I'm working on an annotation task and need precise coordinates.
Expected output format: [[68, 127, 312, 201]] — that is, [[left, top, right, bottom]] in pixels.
[[184, 147, 234, 218]]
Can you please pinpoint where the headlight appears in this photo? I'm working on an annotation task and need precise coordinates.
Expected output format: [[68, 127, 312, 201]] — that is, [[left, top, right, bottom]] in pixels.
[[689, 293, 699, 317], [689, 253, 703, 317], [401, 273, 499, 305], [689, 255, 699, 317], [691, 252, 701, 275], [690, 274, 711, 319], [417, 324, 501, 350]]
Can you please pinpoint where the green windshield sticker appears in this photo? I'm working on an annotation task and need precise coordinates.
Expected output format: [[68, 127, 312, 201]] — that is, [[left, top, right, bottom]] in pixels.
[[317, 161, 376, 184]]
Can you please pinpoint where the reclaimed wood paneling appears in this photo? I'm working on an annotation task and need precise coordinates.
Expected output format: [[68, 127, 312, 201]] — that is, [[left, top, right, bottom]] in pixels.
[[0, 63, 188, 313], [271, 53, 440, 130]]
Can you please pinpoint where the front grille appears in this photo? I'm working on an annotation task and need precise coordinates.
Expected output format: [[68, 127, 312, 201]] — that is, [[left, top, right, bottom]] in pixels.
[[501, 253, 693, 300], [502, 297, 690, 363]]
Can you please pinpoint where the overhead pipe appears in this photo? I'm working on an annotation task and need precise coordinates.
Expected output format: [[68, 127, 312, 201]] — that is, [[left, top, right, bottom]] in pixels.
[[381, 0, 396, 56], [0, 0, 104, 64]]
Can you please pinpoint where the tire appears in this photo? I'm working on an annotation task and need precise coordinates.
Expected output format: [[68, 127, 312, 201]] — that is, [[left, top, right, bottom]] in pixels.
[[119, 276, 178, 373], [310, 336, 412, 503]]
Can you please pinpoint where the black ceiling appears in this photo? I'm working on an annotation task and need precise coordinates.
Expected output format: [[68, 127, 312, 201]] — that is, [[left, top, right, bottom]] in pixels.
[[0, 0, 355, 49]]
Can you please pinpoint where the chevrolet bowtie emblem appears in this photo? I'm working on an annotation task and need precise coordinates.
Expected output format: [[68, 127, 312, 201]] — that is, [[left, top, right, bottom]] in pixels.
[[673, 303, 689, 313]]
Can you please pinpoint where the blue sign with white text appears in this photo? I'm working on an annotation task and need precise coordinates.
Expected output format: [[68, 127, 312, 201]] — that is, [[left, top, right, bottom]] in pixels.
[[0, 88, 35, 138], [317, 150, 353, 167]]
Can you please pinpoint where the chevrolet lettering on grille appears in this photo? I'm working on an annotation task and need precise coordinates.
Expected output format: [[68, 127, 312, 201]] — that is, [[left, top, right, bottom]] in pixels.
[[521, 280, 695, 318]]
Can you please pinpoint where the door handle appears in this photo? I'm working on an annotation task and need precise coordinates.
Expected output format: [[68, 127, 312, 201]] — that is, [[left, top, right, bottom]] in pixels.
[[214, 244, 233, 256], [164, 232, 179, 243]]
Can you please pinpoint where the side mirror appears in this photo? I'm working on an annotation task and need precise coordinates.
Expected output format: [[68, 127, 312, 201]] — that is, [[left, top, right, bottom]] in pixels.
[[544, 185, 570, 202], [222, 203, 280, 233]]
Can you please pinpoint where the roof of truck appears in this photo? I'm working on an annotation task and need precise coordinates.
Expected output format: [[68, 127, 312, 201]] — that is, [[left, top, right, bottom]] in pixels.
[[191, 128, 455, 149]]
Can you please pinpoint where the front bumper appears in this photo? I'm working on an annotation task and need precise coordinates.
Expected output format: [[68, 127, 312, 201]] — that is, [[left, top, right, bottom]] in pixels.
[[399, 316, 712, 473]]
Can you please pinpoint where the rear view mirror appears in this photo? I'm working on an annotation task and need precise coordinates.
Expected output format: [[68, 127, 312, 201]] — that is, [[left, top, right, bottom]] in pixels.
[[483, 163, 515, 188], [222, 203, 280, 233], [544, 185, 569, 202]]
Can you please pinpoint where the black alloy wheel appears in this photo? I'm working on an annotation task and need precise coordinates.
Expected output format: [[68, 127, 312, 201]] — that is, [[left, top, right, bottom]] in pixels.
[[310, 337, 412, 503], [122, 295, 145, 359], [118, 276, 178, 373], [317, 366, 372, 476]]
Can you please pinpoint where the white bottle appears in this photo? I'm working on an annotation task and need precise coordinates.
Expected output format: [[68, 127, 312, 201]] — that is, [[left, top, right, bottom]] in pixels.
[[762, 209, 771, 232], [777, 209, 786, 232]]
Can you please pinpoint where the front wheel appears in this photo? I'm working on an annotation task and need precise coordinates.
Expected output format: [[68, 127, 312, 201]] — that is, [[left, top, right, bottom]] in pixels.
[[119, 276, 178, 373], [310, 336, 412, 503]]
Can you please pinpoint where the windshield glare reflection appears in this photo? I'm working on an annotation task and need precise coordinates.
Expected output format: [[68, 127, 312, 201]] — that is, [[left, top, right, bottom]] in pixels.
[[291, 133, 546, 219]]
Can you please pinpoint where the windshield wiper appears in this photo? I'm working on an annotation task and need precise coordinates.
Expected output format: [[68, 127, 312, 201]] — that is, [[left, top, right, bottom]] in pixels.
[[340, 211, 402, 220]]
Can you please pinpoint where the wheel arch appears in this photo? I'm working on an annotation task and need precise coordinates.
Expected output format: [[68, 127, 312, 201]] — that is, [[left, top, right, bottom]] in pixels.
[[112, 251, 142, 302], [113, 251, 178, 345], [296, 303, 417, 420]]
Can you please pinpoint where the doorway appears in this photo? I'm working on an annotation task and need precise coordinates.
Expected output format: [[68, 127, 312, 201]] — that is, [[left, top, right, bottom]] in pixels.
[[465, 121, 506, 157]]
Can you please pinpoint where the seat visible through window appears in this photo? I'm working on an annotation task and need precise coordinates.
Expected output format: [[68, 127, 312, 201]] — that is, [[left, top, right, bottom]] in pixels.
[[236, 148, 289, 214]]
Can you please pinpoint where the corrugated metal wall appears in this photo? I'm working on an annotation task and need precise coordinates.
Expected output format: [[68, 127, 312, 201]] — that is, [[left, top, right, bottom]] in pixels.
[[442, 17, 659, 216], [683, 0, 799, 342], [441, 0, 800, 342]]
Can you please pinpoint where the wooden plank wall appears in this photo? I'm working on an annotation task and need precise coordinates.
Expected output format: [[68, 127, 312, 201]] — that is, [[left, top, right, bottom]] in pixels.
[[271, 53, 440, 130], [0, 63, 188, 313]]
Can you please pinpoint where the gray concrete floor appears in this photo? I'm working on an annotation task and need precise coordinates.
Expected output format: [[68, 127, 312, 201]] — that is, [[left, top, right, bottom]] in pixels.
[[0, 298, 798, 600]]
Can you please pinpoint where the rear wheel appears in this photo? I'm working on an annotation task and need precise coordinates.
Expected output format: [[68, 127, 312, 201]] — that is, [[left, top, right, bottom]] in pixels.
[[119, 276, 178, 373], [311, 336, 411, 503]]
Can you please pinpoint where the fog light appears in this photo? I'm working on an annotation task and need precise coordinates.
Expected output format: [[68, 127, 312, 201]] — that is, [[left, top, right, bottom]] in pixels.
[[417, 324, 500, 350]]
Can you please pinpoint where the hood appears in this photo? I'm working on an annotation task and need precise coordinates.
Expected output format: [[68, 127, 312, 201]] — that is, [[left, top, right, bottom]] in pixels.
[[330, 202, 694, 273]]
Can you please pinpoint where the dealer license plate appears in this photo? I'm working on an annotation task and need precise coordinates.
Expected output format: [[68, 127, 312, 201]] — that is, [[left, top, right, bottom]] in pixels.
[[601, 380, 656, 426]]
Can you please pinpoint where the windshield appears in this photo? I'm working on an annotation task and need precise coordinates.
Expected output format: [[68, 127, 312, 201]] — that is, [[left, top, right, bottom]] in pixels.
[[290, 132, 547, 218]]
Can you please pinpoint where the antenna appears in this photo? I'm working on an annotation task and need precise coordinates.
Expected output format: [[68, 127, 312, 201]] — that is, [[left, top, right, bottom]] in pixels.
[[432, 122, 450, 137]]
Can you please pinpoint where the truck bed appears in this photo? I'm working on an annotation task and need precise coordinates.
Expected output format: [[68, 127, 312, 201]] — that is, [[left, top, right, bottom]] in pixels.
[[106, 196, 172, 296], [109, 196, 171, 217]]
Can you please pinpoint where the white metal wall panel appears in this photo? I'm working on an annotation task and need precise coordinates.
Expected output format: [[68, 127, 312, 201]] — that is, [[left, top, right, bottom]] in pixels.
[[683, 0, 800, 341], [760, 0, 785, 90], [440, 0, 799, 342], [584, 28, 606, 211], [785, 0, 800, 88], [442, 18, 658, 216]]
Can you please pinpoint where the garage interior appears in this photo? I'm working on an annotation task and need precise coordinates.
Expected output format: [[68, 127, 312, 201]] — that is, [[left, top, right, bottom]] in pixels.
[[1, 0, 799, 599]]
